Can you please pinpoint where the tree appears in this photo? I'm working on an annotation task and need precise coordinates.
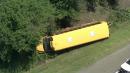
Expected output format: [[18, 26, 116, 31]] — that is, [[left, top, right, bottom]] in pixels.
[[98, 0, 118, 9], [0, 0, 55, 71], [50, 0, 79, 28], [85, 0, 97, 12]]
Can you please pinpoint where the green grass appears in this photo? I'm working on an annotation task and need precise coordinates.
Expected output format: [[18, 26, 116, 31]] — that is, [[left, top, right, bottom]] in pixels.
[[24, 21, 130, 73]]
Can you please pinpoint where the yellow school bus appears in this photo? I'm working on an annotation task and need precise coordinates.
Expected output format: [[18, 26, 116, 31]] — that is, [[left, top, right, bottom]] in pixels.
[[36, 21, 109, 53]]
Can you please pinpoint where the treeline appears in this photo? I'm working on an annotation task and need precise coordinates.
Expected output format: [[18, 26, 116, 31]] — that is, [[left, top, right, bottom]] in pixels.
[[0, 0, 119, 72]]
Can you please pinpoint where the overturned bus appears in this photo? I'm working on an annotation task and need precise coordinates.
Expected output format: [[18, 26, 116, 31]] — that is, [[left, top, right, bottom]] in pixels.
[[36, 21, 110, 53]]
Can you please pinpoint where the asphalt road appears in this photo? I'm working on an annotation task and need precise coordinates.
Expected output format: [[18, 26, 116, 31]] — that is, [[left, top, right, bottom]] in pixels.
[[77, 44, 130, 73]]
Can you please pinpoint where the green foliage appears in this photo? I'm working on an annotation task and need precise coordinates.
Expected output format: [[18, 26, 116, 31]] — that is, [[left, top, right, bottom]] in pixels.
[[48, 0, 119, 28], [83, 0, 118, 12], [85, 0, 97, 12], [108, 9, 130, 27], [0, 0, 122, 72], [0, 0, 55, 72], [49, 0, 79, 28], [50, 0, 79, 19], [98, 0, 118, 9], [107, 0, 118, 9]]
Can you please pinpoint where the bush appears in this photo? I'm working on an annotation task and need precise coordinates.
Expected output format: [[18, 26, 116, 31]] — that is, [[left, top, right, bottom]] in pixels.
[[50, 0, 79, 28], [108, 9, 130, 27]]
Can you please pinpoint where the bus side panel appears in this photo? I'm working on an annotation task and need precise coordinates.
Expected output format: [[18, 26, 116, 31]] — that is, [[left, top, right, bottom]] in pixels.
[[52, 21, 109, 51]]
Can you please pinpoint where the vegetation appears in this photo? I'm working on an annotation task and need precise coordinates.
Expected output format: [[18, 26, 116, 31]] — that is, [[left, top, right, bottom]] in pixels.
[[0, 0, 55, 72], [0, 0, 129, 73], [24, 7, 130, 72], [24, 20, 130, 73]]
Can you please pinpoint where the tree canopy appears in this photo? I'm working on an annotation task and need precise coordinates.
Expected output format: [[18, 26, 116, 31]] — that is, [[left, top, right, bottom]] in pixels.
[[0, 0, 119, 72], [0, 0, 55, 66]]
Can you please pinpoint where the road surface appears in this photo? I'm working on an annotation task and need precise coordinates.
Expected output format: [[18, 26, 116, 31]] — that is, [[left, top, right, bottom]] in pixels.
[[77, 44, 130, 73]]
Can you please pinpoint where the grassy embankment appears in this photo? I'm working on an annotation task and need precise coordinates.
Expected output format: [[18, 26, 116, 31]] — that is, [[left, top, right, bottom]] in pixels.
[[24, 16, 130, 73]]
